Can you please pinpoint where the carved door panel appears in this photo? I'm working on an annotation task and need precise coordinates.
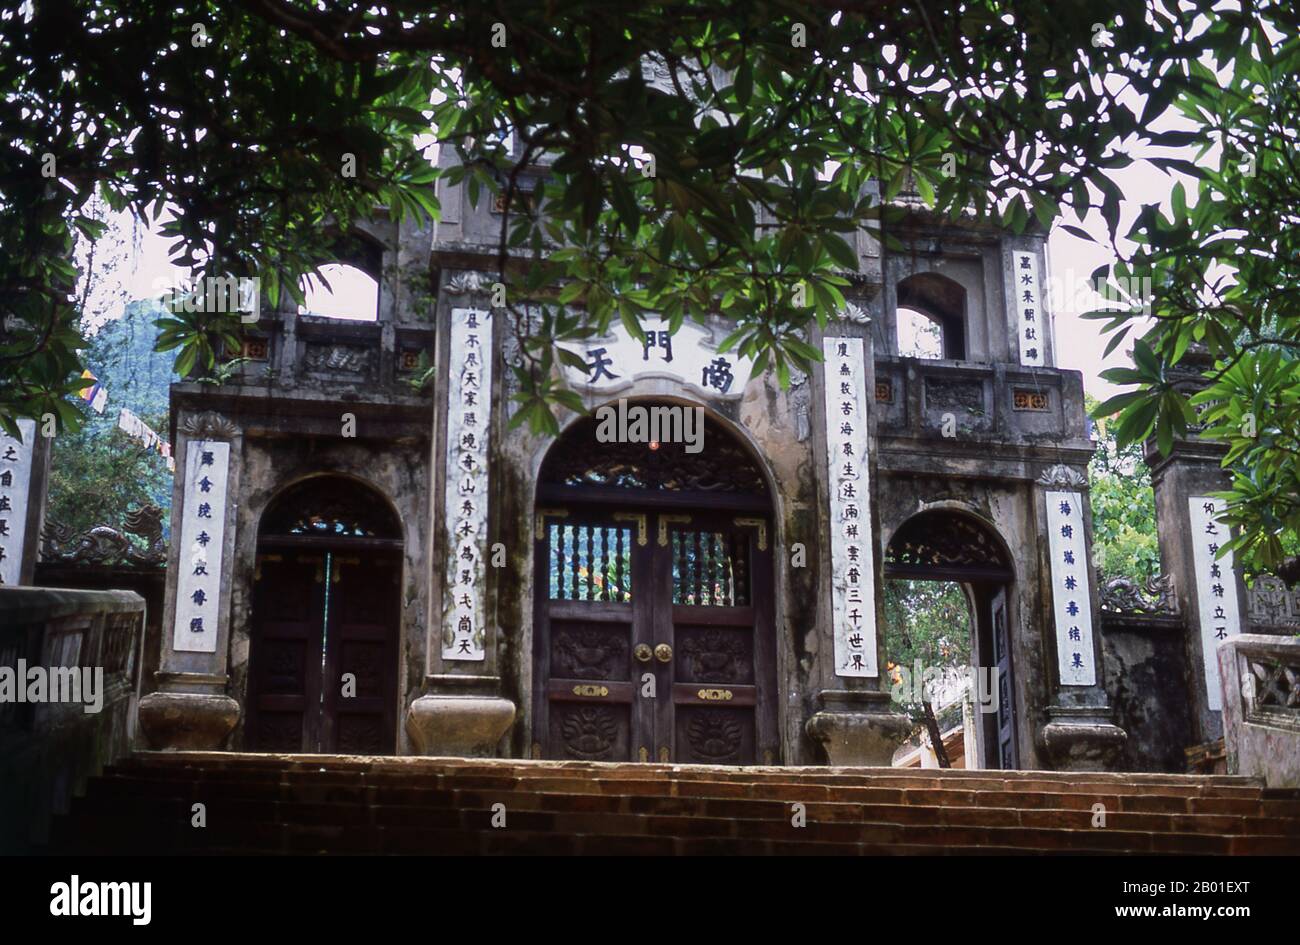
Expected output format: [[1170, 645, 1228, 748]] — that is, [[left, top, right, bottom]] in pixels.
[[534, 512, 652, 762], [990, 587, 1019, 769], [247, 554, 326, 751], [655, 513, 778, 765], [320, 554, 401, 754]]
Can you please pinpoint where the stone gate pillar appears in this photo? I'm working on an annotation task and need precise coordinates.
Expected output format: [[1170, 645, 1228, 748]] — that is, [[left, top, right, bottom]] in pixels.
[[1143, 353, 1249, 744], [138, 410, 243, 749], [804, 309, 911, 765], [1032, 464, 1128, 769], [405, 289, 516, 757]]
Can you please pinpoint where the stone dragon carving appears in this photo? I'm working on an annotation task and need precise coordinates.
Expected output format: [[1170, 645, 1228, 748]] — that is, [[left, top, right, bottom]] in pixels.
[[40, 504, 167, 566]]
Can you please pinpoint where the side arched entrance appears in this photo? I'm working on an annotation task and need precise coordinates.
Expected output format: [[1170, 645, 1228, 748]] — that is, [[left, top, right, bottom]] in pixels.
[[531, 403, 779, 765], [245, 476, 403, 753], [884, 509, 1020, 769]]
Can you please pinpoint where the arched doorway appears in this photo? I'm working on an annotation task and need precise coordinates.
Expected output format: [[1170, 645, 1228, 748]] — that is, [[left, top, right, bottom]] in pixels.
[[245, 476, 403, 753], [532, 401, 778, 765], [884, 509, 1019, 769]]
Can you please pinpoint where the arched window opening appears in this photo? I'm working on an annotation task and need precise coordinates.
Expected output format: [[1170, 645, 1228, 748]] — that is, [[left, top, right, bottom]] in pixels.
[[896, 272, 967, 360], [298, 263, 380, 321]]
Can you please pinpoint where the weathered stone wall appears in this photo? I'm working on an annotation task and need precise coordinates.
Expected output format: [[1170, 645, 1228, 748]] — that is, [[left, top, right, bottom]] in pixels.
[[1099, 617, 1196, 771]]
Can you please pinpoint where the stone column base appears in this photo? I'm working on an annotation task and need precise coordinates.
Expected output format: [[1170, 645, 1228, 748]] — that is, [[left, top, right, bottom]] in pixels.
[[805, 689, 911, 766], [138, 691, 240, 751], [406, 694, 516, 757], [1038, 707, 1127, 771]]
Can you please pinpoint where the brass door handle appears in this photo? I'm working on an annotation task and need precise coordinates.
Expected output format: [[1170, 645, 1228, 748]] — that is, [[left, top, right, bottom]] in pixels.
[[634, 644, 653, 663], [654, 643, 673, 663]]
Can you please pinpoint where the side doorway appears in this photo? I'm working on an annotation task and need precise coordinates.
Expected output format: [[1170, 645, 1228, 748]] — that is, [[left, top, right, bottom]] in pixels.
[[244, 477, 403, 754], [884, 509, 1020, 769]]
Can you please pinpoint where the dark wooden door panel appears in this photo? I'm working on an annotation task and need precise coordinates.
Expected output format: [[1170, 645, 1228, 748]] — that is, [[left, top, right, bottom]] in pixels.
[[991, 587, 1018, 770], [247, 554, 324, 752], [322, 554, 400, 754]]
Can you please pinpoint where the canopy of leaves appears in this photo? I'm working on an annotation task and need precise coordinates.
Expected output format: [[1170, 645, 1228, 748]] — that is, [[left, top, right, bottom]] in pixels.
[[4, 1, 1297, 568], [1084, 5, 1300, 572]]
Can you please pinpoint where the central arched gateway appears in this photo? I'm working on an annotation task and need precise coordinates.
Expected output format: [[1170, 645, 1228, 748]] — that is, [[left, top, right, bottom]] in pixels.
[[531, 402, 778, 765]]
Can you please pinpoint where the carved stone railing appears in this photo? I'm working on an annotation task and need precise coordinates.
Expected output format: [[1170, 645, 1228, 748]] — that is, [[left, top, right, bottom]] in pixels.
[[0, 587, 145, 851], [1245, 574, 1300, 632], [39, 505, 167, 568], [1217, 634, 1300, 787], [872, 358, 1091, 451]]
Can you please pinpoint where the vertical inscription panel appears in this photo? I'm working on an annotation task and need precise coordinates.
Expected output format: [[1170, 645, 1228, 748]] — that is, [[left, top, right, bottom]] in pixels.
[[1189, 496, 1242, 711], [1045, 490, 1096, 686], [1012, 251, 1045, 367], [173, 439, 230, 653], [442, 307, 492, 661], [0, 418, 36, 586], [823, 335, 877, 677]]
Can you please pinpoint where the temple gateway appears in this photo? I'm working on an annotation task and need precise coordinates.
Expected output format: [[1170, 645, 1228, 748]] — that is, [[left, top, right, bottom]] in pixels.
[[125, 149, 1272, 775]]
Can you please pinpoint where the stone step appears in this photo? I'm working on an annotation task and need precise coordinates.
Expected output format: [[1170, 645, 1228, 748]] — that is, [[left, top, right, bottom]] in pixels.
[[102, 761, 1272, 802], [116, 751, 1266, 790], [51, 801, 1294, 855], [89, 769, 1299, 818], [65, 785, 1300, 840], [51, 753, 1295, 856]]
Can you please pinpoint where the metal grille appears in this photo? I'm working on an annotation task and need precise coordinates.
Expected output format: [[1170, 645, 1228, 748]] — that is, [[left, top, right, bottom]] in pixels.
[[547, 523, 633, 602]]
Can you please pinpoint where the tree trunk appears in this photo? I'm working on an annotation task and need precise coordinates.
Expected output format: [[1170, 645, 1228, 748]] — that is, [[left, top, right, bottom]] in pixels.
[[921, 698, 951, 768]]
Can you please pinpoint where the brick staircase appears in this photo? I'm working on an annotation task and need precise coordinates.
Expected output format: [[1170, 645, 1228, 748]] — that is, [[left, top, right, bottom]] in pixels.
[[46, 752, 1300, 855]]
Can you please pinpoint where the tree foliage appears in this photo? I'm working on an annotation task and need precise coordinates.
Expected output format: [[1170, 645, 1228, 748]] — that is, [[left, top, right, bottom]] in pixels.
[[3, 1, 1298, 566], [1087, 395, 1161, 584], [1085, 6, 1300, 573], [47, 300, 176, 538]]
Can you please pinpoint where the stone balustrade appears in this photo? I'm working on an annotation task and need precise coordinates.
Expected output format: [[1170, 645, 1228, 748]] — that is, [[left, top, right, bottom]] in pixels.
[[0, 586, 144, 852], [1217, 633, 1300, 787]]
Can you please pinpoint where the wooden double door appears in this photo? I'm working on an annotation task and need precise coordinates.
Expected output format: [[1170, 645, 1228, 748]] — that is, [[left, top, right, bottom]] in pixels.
[[245, 548, 401, 754], [533, 506, 778, 765]]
